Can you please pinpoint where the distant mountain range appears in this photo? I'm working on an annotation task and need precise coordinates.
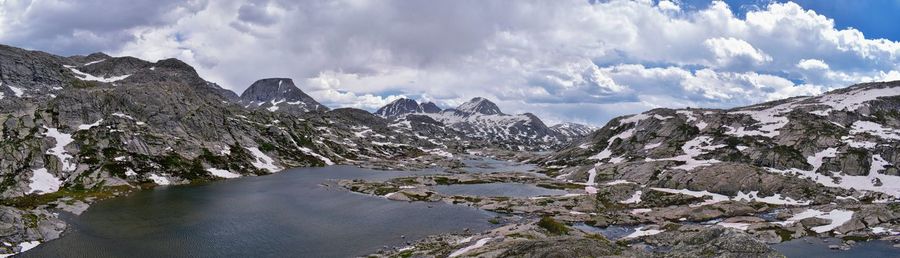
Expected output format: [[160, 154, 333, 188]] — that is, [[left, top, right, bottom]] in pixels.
[[375, 97, 594, 150]]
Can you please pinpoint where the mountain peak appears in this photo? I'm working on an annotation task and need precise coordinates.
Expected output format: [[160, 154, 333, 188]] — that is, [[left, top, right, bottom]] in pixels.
[[240, 78, 328, 113], [375, 98, 444, 117], [420, 102, 442, 113], [375, 98, 421, 117], [457, 97, 503, 115]]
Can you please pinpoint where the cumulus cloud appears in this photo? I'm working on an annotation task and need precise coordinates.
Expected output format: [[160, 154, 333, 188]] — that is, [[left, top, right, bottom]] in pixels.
[[797, 59, 830, 70], [704, 37, 772, 68], [657, 0, 680, 12], [1, 0, 898, 125]]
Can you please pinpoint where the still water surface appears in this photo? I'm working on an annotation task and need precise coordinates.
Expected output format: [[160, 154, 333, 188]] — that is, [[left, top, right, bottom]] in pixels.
[[772, 237, 898, 258], [432, 183, 568, 198], [21, 166, 496, 258]]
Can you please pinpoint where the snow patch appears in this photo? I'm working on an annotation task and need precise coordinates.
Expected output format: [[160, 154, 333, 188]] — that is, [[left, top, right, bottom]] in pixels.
[[246, 147, 280, 172], [623, 226, 664, 239], [717, 222, 750, 230], [7, 85, 24, 97], [206, 168, 241, 178], [768, 152, 900, 197], [0, 241, 41, 257], [850, 121, 900, 141], [631, 208, 652, 214], [726, 99, 800, 138], [775, 209, 854, 233], [812, 86, 900, 112], [582, 168, 599, 194], [603, 180, 635, 186], [66, 66, 131, 83], [651, 187, 729, 206], [77, 119, 103, 130], [27, 168, 62, 195], [620, 113, 650, 124], [267, 99, 285, 112], [112, 112, 135, 120], [647, 136, 725, 171], [588, 128, 634, 161], [299, 147, 334, 165], [449, 237, 492, 257], [620, 190, 642, 204], [421, 148, 454, 158], [83, 59, 106, 66], [643, 142, 662, 150], [734, 191, 810, 205], [42, 127, 76, 172], [651, 188, 809, 206], [148, 174, 170, 185]]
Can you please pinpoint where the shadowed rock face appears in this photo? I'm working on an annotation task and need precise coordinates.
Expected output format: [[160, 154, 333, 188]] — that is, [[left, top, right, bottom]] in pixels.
[[375, 98, 444, 118], [375, 98, 423, 117], [239, 78, 328, 114], [420, 102, 442, 113]]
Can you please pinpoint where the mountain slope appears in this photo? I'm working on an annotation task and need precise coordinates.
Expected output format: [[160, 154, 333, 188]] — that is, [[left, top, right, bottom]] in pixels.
[[545, 81, 900, 202]]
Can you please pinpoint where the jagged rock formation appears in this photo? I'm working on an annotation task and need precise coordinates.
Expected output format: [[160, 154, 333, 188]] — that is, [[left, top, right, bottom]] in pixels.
[[545, 81, 900, 204], [550, 122, 595, 138], [374, 98, 440, 118], [240, 78, 328, 114], [376, 97, 595, 151]]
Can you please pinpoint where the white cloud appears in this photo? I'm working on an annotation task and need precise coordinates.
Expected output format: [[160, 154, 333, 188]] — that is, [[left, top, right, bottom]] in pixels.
[[601, 64, 823, 104], [704, 37, 772, 67], [797, 59, 830, 70], [1, 0, 898, 125], [657, 0, 680, 12]]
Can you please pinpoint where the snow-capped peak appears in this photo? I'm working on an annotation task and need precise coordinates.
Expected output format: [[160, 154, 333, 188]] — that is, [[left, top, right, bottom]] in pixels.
[[456, 97, 503, 115]]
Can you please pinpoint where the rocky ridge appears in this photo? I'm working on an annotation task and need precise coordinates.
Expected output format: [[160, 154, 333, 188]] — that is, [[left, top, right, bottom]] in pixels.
[[376, 97, 594, 151], [545, 81, 900, 202]]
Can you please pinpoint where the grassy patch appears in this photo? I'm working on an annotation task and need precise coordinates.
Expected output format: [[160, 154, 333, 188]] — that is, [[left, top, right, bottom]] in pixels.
[[0, 185, 133, 209], [537, 216, 569, 235], [536, 182, 584, 190]]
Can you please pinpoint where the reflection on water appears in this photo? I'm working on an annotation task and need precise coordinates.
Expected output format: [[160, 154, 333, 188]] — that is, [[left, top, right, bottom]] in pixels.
[[460, 158, 538, 174], [22, 166, 496, 258], [433, 183, 568, 198], [572, 223, 636, 240]]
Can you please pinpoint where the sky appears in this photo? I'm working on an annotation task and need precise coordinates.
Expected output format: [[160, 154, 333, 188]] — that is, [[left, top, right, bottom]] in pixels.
[[1, 0, 899, 126]]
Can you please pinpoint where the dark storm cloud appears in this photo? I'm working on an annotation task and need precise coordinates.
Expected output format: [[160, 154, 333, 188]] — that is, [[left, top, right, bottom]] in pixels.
[[0, 0, 206, 55]]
